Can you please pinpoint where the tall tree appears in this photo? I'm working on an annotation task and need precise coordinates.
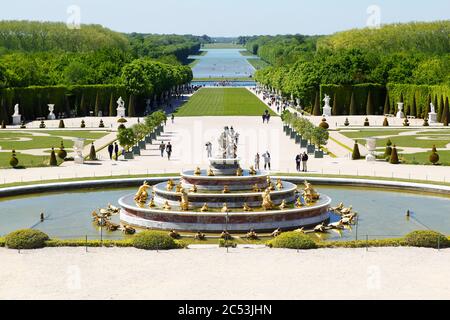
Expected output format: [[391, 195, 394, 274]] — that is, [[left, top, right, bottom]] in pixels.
[[438, 95, 444, 122], [443, 97, 449, 126], [332, 93, 338, 116], [366, 90, 374, 115], [383, 92, 390, 115], [109, 93, 115, 117], [313, 91, 320, 116], [94, 92, 100, 116], [349, 92, 356, 115], [411, 95, 417, 118], [128, 95, 135, 117], [79, 94, 86, 116]]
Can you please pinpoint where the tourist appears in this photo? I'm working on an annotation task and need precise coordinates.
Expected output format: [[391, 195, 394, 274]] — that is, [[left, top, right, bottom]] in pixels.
[[295, 154, 301, 172], [114, 142, 119, 161], [301, 152, 309, 172], [267, 114, 271, 123], [108, 143, 114, 160], [159, 141, 166, 157], [262, 114, 266, 123], [171, 114, 175, 124], [205, 142, 212, 158], [262, 151, 271, 170], [255, 153, 260, 170], [166, 142, 172, 160]]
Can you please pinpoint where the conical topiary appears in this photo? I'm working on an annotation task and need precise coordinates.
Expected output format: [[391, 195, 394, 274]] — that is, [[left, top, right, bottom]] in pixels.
[[9, 149, 19, 168], [363, 117, 370, 126], [383, 117, 389, 126], [80, 120, 85, 128], [20, 121, 26, 129], [319, 118, 329, 129], [352, 142, 361, 160], [57, 141, 67, 160], [39, 120, 46, 128], [429, 145, 439, 165], [344, 118, 349, 126], [99, 119, 105, 128], [390, 145, 399, 164], [384, 139, 393, 157], [423, 118, 429, 126], [49, 147, 57, 166], [89, 143, 97, 160], [58, 119, 65, 128]]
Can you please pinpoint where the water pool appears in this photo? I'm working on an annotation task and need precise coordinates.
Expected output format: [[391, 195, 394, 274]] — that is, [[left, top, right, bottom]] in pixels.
[[0, 186, 448, 241]]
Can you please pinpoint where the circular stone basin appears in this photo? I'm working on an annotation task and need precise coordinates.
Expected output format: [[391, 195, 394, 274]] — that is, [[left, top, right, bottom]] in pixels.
[[181, 170, 269, 191], [119, 194, 331, 232], [153, 180, 297, 208]]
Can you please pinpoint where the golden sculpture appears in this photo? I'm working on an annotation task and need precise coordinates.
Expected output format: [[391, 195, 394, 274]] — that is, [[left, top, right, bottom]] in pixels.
[[222, 185, 230, 193], [303, 181, 320, 204], [252, 184, 261, 192], [249, 166, 257, 175], [148, 198, 155, 208], [279, 200, 287, 210], [276, 178, 283, 190], [295, 197, 303, 208], [200, 203, 209, 212], [189, 184, 198, 193], [221, 203, 229, 213], [261, 188, 274, 210], [179, 189, 189, 211], [267, 176, 275, 190], [134, 181, 150, 203], [271, 228, 282, 237], [175, 182, 183, 193], [194, 167, 201, 175], [166, 179, 174, 191], [236, 167, 243, 176], [207, 168, 215, 176], [243, 203, 253, 212], [163, 201, 171, 210]]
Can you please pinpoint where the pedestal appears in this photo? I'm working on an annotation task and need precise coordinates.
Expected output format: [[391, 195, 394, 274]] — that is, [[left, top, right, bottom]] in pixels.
[[323, 106, 332, 117], [428, 112, 437, 124], [117, 107, 126, 118], [12, 115, 21, 125], [74, 138, 85, 164], [396, 111, 405, 119], [47, 113, 56, 120]]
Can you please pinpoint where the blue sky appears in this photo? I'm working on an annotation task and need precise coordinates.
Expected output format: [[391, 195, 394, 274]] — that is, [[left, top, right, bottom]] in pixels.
[[1, 0, 449, 36]]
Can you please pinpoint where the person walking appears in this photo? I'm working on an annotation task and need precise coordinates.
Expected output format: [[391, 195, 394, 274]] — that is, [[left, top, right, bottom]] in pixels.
[[267, 113, 271, 123], [262, 114, 266, 124], [159, 141, 166, 157], [255, 153, 260, 170], [295, 154, 301, 172], [108, 143, 114, 160], [166, 142, 172, 160], [114, 142, 119, 161], [262, 151, 271, 170], [301, 151, 309, 172], [205, 142, 212, 158], [171, 114, 175, 124]]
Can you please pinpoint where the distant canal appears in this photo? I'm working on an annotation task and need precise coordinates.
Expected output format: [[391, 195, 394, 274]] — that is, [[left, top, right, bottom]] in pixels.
[[189, 49, 257, 79]]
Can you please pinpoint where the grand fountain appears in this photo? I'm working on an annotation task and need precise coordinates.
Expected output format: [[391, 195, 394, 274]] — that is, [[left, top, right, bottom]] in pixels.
[[119, 126, 331, 232]]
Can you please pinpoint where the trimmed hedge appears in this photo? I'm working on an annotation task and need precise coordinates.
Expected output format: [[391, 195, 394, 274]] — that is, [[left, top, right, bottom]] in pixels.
[[132, 230, 181, 250], [45, 239, 133, 247], [5, 229, 49, 249], [267, 232, 317, 249], [318, 238, 405, 248], [404, 230, 449, 248]]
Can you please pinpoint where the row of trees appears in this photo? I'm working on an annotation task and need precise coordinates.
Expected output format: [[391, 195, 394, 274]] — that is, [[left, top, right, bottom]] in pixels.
[[282, 111, 329, 149]]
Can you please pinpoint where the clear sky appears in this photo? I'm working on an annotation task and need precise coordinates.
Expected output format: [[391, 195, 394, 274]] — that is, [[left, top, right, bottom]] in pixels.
[[1, 0, 449, 36]]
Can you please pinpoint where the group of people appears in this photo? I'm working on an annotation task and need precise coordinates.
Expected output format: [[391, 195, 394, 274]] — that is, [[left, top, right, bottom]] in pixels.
[[159, 141, 173, 160], [254, 151, 271, 170], [107, 142, 120, 160], [295, 152, 309, 172]]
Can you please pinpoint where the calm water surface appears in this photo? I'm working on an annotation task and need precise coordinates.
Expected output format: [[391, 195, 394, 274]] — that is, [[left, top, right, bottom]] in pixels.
[[1, 186, 449, 241]]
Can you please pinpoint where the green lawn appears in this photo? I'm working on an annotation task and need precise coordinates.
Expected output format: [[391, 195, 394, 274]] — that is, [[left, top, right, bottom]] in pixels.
[[400, 150, 450, 166], [174, 88, 276, 116], [0, 152, 63, 169], [248, 58, 270, 70]]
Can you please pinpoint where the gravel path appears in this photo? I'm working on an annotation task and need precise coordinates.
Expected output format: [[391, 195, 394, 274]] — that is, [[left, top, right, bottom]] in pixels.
[[1, 247, 449, 300]]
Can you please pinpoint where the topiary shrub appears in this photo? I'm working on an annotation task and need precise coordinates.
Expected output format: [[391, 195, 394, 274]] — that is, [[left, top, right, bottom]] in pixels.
[[57, 141, 67, 160], [423, 118, 429, 126], [352, 141, 361, 160], [5, 229, 49, 249], [9, 149, 19, 168], [429, 145, 439, 165], [20, 121, 26, 129], [99, 119, 105, 128], [363, 118, 370, 126], [80, 120, 86, 128], [267, 232, 317, 249], [319, 118, 329, 129], [118, 123, 126, 130], [132, 230, 180, 250], [117, 117, 127, 123], [58, 119, 65, 128], [383, 117, 389, 127], [49, 147, 57, 166], [89, 143, 97, 160], [404, 230, 449, 248], [1, 120, 5, 129], [344, 118, 349, 126], [403, 118, 409, 127], [219, 239, 237, 248], [390, 145, 399, 164], [384, 139, 393, 157], [39, 120, 46, 129]]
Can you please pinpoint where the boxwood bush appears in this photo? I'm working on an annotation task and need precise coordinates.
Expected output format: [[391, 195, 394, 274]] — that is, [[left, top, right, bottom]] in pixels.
[[404, 230, 449, 248], [132, 231, 181, 250], [267, 232, 317, 249], [5, 229, 49, 249]]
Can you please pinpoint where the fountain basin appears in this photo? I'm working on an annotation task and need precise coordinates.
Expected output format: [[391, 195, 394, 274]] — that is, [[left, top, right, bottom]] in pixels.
[[181, 170, 269, 191]]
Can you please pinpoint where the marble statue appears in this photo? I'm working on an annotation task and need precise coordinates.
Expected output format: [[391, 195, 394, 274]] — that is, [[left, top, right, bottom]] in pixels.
[[396, 103, 405, 119], [322, 94, 332, 117], [216, 126, 239, 159], [429, 102, 437, 124], [12, 104, 21, 125], [73, 138, 85, 164], [116, 97, 126, 118]]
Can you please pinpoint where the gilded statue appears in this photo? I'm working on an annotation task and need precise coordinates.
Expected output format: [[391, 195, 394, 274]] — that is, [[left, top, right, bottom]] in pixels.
[[200, 203, 209, 212], [303, 181, 320, 204], [175, 182, 183, 193], [189, 184, 198, 193], [279, 200, 287, 210], [249, 166, 257, 175], [222, 185, 230, 193], [194, 167, 201, 175], [134, 181, 150, 203], [179, 189, 189, 211], [148, 198, 155, 208], [276, 179, 283, 190], [207, 168, 215, 176], [163, 201, 171, 210], [252, 184, 261, 192], [261, 188, 274, 210], [243, 203, 252, 212], [221, 203, 229, 213], [236, 167, 243, 176], [166, 179, 174, 191]]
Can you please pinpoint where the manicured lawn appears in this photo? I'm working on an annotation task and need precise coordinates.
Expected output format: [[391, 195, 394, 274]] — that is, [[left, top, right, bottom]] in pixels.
[[0, 151, 63, 169], [400, 150, 450, 166], [340, 129, 410, 139], [175, 88, 276, 116], [30, 130, 109, 140], [248, 58, 269, 70]]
